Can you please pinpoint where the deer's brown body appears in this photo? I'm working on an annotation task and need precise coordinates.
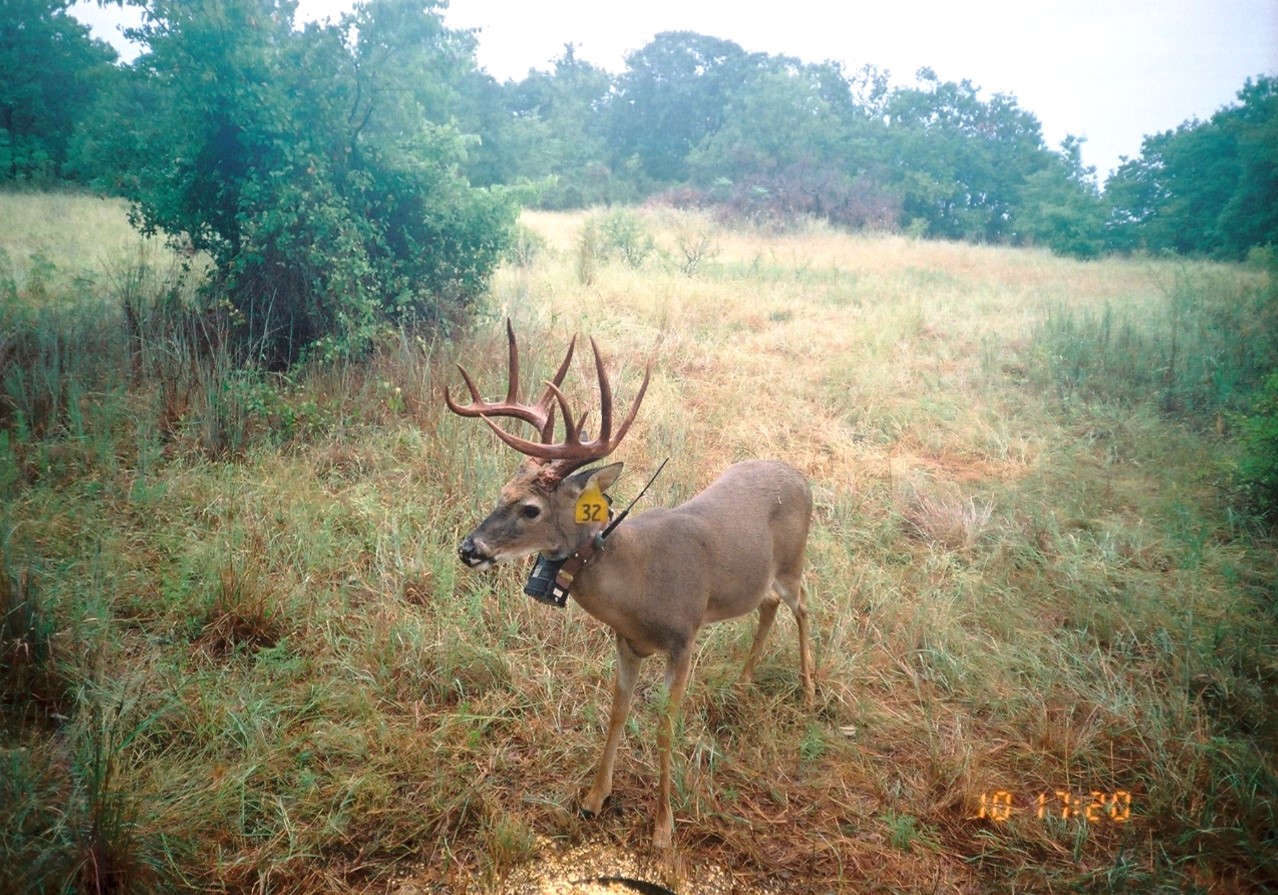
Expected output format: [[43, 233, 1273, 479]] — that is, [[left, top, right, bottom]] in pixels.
[[570, 460, 811, 652], [446, 323, 814, 848]]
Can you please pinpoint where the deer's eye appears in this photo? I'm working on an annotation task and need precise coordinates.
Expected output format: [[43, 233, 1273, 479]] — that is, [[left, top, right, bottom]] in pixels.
[[520, 503, 541, 520]]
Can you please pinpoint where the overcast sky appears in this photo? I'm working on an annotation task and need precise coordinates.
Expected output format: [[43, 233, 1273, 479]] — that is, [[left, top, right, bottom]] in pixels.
[[72, 0, 1277, 180]]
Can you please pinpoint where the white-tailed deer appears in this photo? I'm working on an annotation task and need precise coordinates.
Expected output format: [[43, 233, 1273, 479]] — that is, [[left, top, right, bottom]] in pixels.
[[445, 322, 814, 848]]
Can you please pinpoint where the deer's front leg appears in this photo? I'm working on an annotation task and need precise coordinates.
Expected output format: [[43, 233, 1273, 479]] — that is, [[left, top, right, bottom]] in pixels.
[[582, 634, 643, 816], [654, 648, 693, 848]]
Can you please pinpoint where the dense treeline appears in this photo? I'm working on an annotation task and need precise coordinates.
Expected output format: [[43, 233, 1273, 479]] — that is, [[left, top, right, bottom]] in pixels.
[[5, 0, 1275, 264], [2, 0, 1278, 296]]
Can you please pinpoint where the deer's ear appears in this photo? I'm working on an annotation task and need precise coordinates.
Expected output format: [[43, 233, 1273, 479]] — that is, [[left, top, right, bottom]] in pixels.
[[565, 462, 624, 496]]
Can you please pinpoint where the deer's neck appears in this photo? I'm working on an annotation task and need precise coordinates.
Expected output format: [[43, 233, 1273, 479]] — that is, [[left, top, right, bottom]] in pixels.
[[566, 525, 648, 632]]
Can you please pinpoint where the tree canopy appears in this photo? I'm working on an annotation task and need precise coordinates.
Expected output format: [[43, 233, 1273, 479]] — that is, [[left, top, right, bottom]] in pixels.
[[1106, 75, 1278, 259], [7, 4, 1277, 272], [70, 0, 518, 366], [0, 0, 118, 182]]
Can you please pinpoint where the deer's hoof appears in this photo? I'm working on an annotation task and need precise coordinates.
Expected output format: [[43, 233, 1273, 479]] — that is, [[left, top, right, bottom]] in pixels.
[[652, 807, 674, 848], [580, 791, 608, 818]]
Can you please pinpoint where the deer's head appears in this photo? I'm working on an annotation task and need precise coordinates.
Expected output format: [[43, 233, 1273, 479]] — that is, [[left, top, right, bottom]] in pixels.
[[445, 322, 648, 570]]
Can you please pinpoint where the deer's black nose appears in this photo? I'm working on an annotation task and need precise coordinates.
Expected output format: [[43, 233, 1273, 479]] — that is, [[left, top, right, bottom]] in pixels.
[[458, 536, 491, 568]]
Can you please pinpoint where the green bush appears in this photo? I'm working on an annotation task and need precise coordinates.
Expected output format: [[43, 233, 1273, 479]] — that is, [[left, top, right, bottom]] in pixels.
[[1235, 372, 1278, 523], [596, 209, 656, 268], [1036, 266, 1277, 419], [82, 0, 516, 368]]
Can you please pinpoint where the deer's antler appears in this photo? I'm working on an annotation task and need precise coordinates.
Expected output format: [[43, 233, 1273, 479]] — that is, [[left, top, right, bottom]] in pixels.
[[445, 321, 650, 477], [445, 319, 575, 444]]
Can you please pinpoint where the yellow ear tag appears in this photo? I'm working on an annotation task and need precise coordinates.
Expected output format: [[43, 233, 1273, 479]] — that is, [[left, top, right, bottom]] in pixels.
[[575, 481, 608, 525]]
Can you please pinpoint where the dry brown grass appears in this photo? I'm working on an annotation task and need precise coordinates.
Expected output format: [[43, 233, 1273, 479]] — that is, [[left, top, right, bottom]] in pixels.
[[2, 199, 1275, 894]]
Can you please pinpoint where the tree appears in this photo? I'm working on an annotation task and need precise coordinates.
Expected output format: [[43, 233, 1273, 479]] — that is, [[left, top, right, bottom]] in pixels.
[[690, 61, 842, 182], [606, 32, 764, 185], [341, 0, 512, 189], [1105, 75, 1278, 258], [84, 0, 516, 366], [885, 70, 1050, 242], [0, 0, 117, 182], [1103, 132, 1169, 254], [1014, 136, 1106, 258], [688, 60, 899, 228], [1216, 77, 1278, 256], [506, 44, 614, 207]]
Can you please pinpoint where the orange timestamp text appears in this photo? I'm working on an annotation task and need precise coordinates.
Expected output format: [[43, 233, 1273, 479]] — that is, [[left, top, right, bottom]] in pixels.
[[976, 790, 1133, 824]]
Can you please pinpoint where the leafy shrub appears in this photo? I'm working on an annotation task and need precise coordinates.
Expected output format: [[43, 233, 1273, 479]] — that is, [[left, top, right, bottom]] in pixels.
[[596, 209, 656, 268], [83, 0, 516, 368], [1015, 159, 1106, 259], [505, 224, 548, 269], [1234, 372, 1278, 523]]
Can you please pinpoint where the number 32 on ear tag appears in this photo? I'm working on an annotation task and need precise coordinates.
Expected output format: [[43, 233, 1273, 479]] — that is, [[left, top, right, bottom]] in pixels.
[[575, 482, 608, 524]]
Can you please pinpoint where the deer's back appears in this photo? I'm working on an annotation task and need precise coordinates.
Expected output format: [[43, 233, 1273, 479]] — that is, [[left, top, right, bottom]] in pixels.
[[681, 459, 810, 526], [666, 458, 811, 579], [580, 460, 811, 654]]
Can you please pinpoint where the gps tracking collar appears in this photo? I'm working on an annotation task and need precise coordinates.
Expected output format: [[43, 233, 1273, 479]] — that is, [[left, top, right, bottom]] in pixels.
[[523, 458, 668, 608], [523, 530, 604, 607]]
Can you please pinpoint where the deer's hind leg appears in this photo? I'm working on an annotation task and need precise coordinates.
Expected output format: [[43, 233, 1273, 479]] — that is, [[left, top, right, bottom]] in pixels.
[[773, 574, 814, 707], [738, 595, 780, 688], [654, 646, 693, 849]]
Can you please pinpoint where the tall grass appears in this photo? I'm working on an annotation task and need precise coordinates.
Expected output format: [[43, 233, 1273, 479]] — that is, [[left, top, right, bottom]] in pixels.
[[1035, 259, 1276, 420], [2, 195, 1275, 893]]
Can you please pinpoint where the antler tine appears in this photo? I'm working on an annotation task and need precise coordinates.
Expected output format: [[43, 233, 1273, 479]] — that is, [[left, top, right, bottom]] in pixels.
[[481, 355, 652, 472], [443, 363, 487, 411], [502, 318, 521, 404], [584, 336, 651, 452], [444, 321, 648, 474], [541, 330, 577, 442], [609, 359, 651, 447], [443, 320, 576, 446], [591, 337, 614, 444]]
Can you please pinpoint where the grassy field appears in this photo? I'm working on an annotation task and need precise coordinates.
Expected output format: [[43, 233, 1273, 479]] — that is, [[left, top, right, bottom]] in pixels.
[[2, 194, 1276, 893]]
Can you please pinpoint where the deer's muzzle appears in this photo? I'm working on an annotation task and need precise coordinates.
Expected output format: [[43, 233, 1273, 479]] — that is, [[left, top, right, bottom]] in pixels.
[[458, 535, 495, 570]]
